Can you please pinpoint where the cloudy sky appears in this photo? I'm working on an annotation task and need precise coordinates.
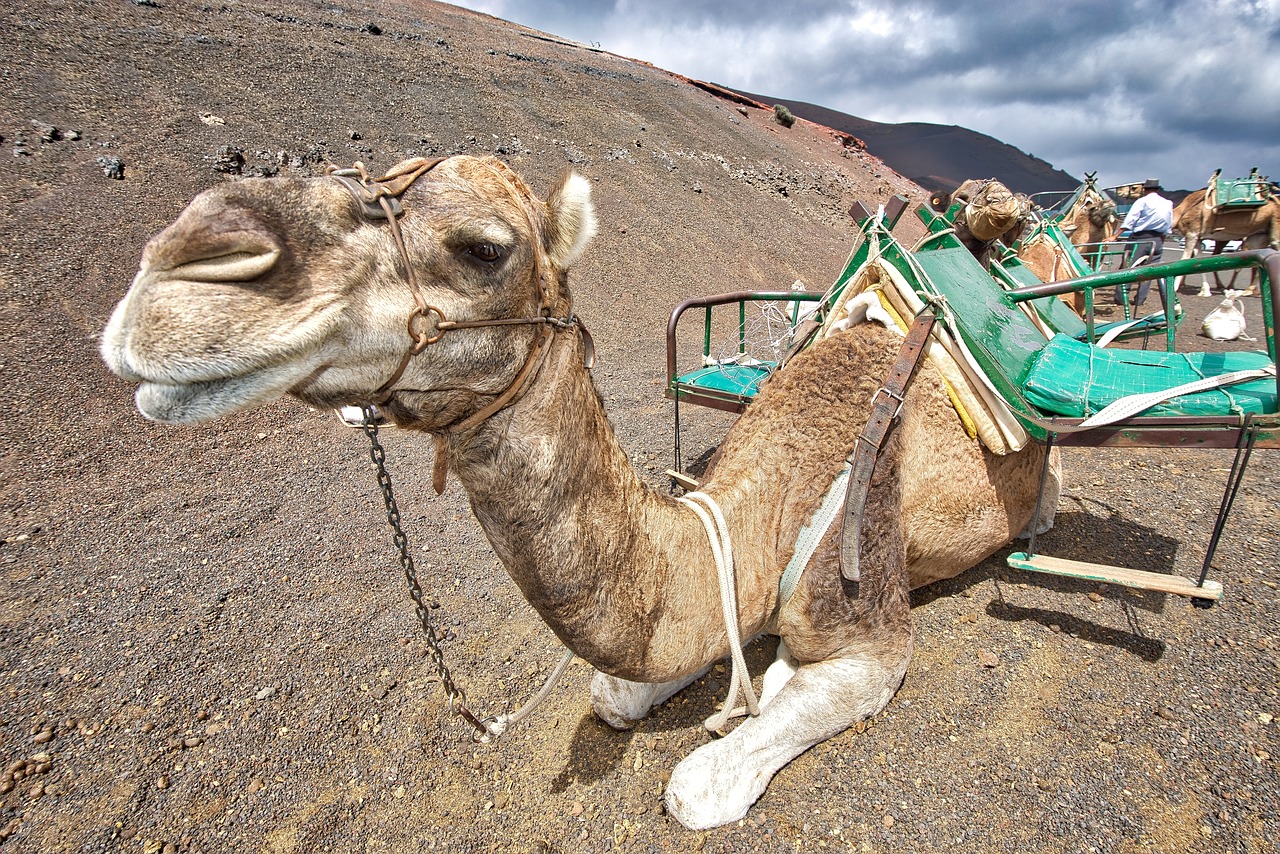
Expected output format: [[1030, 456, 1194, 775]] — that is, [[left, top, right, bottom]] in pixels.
[[454, 0, 1279, 192]]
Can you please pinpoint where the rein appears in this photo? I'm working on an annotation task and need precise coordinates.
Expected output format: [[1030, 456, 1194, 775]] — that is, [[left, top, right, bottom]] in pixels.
[[329, 158, 589, 740]]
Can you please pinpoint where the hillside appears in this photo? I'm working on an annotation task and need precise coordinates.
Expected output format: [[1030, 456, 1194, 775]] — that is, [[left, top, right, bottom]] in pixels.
[[742, 91, 1081, 197], [1, 0, 1276, 851]]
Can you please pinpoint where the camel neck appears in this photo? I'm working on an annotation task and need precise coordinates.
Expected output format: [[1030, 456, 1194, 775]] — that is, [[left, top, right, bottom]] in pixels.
[[441, 330, 731, 680]]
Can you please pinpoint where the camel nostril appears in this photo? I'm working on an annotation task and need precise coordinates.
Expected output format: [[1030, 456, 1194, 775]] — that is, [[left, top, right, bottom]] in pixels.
[[165, 244, 282, 282]]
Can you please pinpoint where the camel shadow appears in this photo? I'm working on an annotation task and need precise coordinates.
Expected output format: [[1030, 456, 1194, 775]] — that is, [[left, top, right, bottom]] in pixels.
[[913, 503, 1185, 661], [549, 638, 780, 793]]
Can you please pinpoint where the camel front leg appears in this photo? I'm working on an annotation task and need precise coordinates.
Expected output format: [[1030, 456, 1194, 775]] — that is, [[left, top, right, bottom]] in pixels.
[[663, 639, 912, 830]]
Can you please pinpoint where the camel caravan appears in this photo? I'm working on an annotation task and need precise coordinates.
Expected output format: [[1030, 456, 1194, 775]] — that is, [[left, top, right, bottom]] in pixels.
[[102, 157, 1278, 828]]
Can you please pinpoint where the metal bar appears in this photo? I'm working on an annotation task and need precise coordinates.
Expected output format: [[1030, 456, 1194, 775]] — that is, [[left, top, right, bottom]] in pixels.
[[1025, 431, 1057, 557], [1006, 249, 1276, 303], [1197, 417, 1259, 589]]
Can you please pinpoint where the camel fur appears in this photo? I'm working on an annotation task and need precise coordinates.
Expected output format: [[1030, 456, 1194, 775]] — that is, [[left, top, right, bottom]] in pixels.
[[1173, 187, 1280, 296], [101, 155, 1058, 830]]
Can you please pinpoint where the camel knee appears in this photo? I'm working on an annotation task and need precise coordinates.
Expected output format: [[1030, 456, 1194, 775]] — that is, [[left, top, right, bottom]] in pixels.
[[590, 669, 705, 730]]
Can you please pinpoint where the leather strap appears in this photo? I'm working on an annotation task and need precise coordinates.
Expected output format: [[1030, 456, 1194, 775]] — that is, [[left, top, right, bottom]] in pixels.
[[838, 308, 938, 593]]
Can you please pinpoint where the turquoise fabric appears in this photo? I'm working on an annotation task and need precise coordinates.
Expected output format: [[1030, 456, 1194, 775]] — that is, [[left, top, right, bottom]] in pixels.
[[674, 362, 773, 398], [1024, 334, 1277, 418]]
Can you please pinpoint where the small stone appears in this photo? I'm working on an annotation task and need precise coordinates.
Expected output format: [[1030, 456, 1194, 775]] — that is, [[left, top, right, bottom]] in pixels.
[[255, 686, 276, 701], [32, 729, 54, 744], [569, 800, 584, 816], [977, 650, 999, 668], [247, 777, 265, 794], [96, 156, 125, 179], [1155, 706, 1177, 721], [183, 737, 202, 749], [1087, 592, 1104, 603], [882, 814, 895, 829], [156, 775, 170, 789]]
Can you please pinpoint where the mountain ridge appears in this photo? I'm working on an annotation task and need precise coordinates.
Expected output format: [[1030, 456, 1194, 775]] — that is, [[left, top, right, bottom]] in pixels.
[[738, 90, 1082, 198]]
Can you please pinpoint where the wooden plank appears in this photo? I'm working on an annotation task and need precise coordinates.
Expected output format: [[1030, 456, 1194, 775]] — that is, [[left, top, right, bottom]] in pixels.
[[1007, 552, 1223, 600], [665, 470, 700, 491]]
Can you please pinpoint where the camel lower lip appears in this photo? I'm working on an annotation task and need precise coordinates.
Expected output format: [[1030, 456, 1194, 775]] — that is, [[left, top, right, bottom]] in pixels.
[[134, 378, 246, 423]]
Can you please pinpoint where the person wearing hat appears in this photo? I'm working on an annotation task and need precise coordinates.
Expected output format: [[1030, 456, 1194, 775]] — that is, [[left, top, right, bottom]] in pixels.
[[1112, 178, 1174, 308]]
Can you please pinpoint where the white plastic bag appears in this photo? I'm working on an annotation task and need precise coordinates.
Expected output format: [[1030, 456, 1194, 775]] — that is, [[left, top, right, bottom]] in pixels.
[[1201, 290, 1248, 341]]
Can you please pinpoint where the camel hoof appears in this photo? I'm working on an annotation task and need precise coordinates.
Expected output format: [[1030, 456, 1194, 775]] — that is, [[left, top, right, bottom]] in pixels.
[[664, 738, 766, 830], [1198, 285, 1212, 297]]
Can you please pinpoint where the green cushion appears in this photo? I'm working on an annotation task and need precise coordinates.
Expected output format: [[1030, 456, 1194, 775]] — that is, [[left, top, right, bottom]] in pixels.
[[1024, 335, 1277, 418], [674, 362, 774, 398]]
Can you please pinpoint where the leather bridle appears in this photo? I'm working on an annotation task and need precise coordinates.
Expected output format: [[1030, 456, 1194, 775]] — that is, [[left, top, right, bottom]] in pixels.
[[326, 158, 594, 436]]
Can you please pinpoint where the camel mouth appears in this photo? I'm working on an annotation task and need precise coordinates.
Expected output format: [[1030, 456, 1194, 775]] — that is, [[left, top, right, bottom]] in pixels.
[[132, 360, 314, 423]]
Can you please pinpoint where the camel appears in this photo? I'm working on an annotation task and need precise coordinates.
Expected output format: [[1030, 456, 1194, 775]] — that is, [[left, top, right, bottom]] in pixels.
[[100, 155, 1058, 830], [932, 179, 1031, 266], [1015, 178, 1116, 317], [1172, 187, 1280, 296], [1016, 228, 1089, 315], [1057, 178, 1116, 256]]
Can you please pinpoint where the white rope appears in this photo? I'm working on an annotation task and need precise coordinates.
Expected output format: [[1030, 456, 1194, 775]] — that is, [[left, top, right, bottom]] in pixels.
[[479, 648, 576, 741], [677, 491, 760, 732]]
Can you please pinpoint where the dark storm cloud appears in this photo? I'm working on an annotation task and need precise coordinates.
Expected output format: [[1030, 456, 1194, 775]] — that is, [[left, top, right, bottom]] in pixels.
[[459, 0, 1279, 190]]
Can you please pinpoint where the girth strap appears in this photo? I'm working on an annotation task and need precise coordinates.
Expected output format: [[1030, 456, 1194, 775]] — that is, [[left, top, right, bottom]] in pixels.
[[839, 307, 938, 595]]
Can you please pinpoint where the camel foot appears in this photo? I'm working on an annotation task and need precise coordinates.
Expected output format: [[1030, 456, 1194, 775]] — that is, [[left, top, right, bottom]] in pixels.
[[664, 651, 910, 829], [1198, 284, 1212, 297], [665, 731, 771, 829], [589, 669, 706, 730]]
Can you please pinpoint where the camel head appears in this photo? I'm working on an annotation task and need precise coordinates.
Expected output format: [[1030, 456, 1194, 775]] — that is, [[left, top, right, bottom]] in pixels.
[[101, 156, 597, 426]]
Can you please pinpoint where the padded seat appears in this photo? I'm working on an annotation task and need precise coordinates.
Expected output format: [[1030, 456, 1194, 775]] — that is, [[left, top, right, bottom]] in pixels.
[[1024, 335, 1277, 419], [673, 361, 774, 400]]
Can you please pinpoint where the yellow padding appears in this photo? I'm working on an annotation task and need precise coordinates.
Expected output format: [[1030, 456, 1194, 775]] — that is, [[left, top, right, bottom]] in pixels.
[[872, 289, 979, 441]]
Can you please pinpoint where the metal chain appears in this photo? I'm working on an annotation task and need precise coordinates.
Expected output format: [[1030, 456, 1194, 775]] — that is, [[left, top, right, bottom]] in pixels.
[[358, 409, 490, 739]]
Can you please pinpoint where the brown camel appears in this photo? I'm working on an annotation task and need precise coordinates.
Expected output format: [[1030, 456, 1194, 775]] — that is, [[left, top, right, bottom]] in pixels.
[[100, 156, 1058, 830], [1172, 187, 1280, 295], [1057, 180, 1116, 256], [1016, 227, 1090, 315], [933, 179, 1031, 266]]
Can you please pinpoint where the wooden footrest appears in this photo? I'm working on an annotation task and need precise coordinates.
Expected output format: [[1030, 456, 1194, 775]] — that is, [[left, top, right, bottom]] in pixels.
[[665, 469, 700, 491], [1007, 552, 1223, 600]]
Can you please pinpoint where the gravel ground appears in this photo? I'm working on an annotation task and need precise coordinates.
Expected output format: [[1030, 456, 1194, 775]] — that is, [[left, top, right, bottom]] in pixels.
[[0, 1, 1276, 851]]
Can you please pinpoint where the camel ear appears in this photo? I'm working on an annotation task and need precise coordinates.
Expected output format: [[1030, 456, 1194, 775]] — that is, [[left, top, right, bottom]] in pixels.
[[545, 172, 597, 268]]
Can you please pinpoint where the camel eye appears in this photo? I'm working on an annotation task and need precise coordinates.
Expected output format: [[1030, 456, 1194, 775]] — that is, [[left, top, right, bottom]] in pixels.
[[468, 242, 503, 263]]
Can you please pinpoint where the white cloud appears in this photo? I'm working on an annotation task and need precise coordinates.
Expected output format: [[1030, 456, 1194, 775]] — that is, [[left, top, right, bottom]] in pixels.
[[450, 0, 1280, 190]]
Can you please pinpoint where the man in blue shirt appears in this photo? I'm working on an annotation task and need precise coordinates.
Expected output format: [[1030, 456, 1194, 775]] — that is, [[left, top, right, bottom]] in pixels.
[[1114, 178, 1174, 308]]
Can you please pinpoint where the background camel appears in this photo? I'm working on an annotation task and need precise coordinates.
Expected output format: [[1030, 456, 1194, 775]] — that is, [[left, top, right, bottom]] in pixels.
[[932, 179, 1031, 266], [101, 156, 1057, 830], [1173, 188, 1280, 295], [1057, 180, 1117, 257]]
